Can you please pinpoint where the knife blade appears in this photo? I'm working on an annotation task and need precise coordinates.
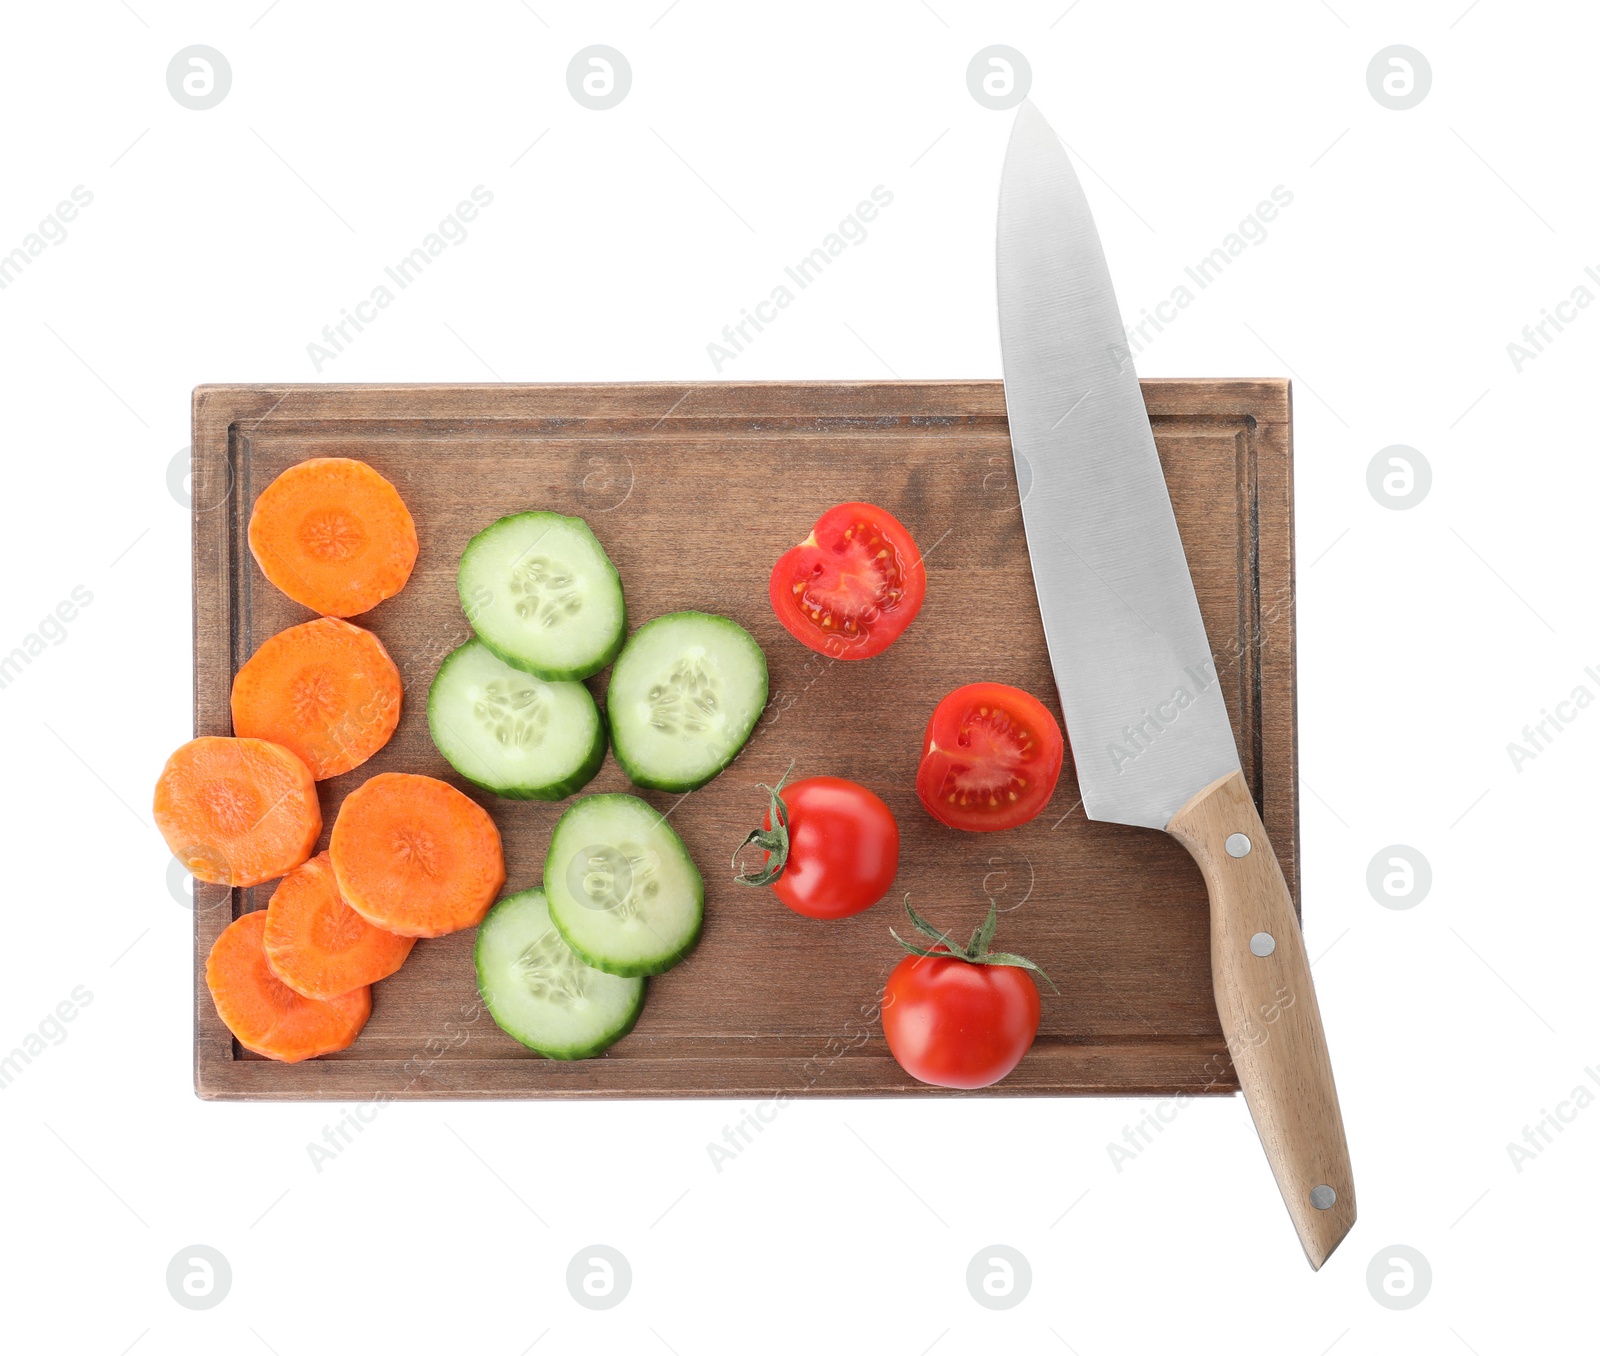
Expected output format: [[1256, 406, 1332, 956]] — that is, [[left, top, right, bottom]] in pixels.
[[996, 100, 1355, 1269]]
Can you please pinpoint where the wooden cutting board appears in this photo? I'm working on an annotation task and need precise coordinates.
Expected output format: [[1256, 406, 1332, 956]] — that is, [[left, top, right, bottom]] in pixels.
[[190, 379, 1296, 1101]]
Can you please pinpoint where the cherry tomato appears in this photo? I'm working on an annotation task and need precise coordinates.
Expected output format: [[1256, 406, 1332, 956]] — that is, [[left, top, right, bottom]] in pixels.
[[916, 682, 1065, 832], [882, 940, 1043, 1090], [735, 774, 899, 920], [769, 502, 927, 660]]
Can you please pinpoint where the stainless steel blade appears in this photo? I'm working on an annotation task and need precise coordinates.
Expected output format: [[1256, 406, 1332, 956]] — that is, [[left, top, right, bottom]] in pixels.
[[997, 101, 1240, 830]]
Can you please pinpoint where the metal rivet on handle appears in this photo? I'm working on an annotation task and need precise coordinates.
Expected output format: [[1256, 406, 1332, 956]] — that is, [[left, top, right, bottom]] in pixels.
[[1310, 1185, 1337, 1210], [1225, 833, 1252, 857], [1250, 932, 1276, 957]]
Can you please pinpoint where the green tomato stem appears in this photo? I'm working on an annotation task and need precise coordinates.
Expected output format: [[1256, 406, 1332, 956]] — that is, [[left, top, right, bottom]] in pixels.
[[890, 895, 1059, 994], [731, 762, 796, 889]]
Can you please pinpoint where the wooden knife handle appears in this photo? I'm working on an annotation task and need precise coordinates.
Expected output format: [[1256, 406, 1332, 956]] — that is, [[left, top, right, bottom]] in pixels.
[[1167, 769, 1356, 1269]]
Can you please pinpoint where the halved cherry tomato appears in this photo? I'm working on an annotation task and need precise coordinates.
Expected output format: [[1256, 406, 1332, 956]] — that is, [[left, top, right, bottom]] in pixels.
[[734, 772, 899, 919], [881, 897, 1048, 1089], [916, 682, 1065, 832], [768, 502, 926, 660]]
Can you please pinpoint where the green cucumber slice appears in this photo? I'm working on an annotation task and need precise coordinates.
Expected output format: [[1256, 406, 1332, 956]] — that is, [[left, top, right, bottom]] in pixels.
[[545, 794, 704, 976], [475, 888, 645, 1058], [427, 639, 605, 801], [607, 612, 767, 792], [459, 511, 626, 681]]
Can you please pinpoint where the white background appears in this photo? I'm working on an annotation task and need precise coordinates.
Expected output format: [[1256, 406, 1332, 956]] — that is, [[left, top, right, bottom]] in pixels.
[[1, 1, 1594, 1352]]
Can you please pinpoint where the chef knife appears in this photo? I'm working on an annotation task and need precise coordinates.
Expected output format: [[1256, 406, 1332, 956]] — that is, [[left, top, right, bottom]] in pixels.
[[996, 101, 1355, 1268]]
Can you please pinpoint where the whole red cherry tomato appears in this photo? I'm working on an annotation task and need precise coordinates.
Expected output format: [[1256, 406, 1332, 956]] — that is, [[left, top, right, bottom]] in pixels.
[[734, 771, 899, 919], [916, 682, 1066, 832], [769, 502, 927, 660], [881, 897, 1050, 1090]]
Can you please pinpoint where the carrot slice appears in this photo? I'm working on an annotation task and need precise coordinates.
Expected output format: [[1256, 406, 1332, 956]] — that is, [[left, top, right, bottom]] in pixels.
[[231, 617, 402, 780], [154, 737, 321, 888], [329, 772, 505, 937], [248, 457, 418, 617], [263, 852, 415, 999], [207, 910, 370, 1062]]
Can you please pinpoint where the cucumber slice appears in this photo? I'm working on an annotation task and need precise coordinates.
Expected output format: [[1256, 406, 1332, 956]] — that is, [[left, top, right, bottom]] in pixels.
[[607, 612, 767, 792], [475, 888, 645, 1058], [459, 512, 626, 681], [545, 794, 704, 976], [427, 640, 605, 801]]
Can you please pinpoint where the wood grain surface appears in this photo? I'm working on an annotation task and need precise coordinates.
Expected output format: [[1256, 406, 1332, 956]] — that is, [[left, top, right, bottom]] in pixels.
[[190, 379, 1297, 1101], [1167, 769, 1352, 1266]]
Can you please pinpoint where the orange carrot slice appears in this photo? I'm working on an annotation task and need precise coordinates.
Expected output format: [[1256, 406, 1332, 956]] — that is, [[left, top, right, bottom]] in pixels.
[[263, 852, 415, 1000], [154, 737, 321, 888], [231, 617, 402, 780], [330, 772, 505, 938], [247, 457, 418, 617], [207, 910, 370, 1062]]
